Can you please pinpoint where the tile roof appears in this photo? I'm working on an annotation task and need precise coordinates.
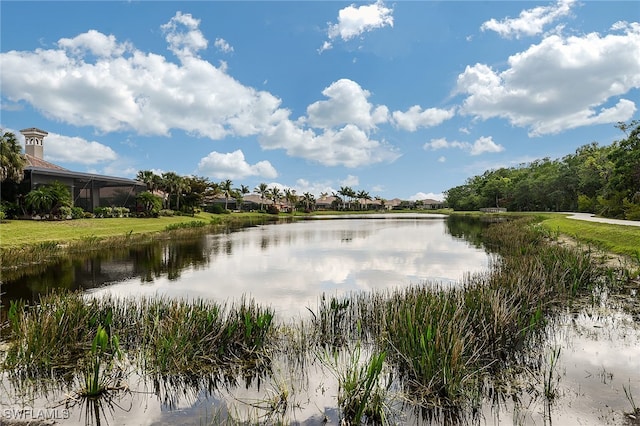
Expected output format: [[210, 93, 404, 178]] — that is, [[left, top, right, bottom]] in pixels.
[[24, 154, 68, 171]]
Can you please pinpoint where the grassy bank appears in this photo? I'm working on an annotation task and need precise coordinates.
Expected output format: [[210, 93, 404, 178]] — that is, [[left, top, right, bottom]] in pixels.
[[0, 212, 272, 248], [540, 214, 640, 259], [0, 212, 276, 269], [2, 216, 629, 424]]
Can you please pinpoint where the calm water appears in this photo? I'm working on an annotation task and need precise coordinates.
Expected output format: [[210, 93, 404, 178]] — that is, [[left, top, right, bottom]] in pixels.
[[1, 215, 639, 425], [2, 214, 490, 319]]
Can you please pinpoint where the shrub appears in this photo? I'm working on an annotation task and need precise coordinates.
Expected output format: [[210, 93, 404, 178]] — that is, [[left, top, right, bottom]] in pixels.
[[93, 207, 108, 218], [266, 205, 280, 215], [623, 199, 640, 221], [158, 209, 175, 217], [58, 206, 72, 219], [71, 207, 85, 219], [205, 204, 228, 214]]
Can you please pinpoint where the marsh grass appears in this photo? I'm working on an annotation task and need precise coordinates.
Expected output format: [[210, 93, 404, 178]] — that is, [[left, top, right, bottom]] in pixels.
[[3, 292, 276, 380], [304, 217, 604, 413], [1, 216, 631, 424]]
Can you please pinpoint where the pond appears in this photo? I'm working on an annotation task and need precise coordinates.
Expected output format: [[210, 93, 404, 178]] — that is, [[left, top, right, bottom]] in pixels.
[[1, 214, 490, 320], [1, 214, 639, 425]]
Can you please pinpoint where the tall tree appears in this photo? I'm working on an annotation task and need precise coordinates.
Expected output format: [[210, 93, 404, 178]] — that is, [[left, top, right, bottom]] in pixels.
[[302, 192, 315, 211], [356, 190, 370, 210], [161, 172, 180, 209], [254, 183, 269, 211], [284, 188, 297, 213], [220, 179, 233, 210], [270, 186, 282, 206], [1, 130, 26, 183]]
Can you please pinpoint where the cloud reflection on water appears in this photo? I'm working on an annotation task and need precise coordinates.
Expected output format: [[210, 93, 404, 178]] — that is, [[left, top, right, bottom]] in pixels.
[[89, 217, 491, 318]]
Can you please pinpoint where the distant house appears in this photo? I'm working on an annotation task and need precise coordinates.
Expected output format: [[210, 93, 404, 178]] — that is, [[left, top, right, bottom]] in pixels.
[[315, 195, 340, 210], [420, 198, 446, 209], [18, 128, 146, 212]]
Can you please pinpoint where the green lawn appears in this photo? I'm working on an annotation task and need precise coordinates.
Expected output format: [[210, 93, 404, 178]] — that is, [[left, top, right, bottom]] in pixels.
[[0, 212, 267, 248], [540, 214, 640, 258]]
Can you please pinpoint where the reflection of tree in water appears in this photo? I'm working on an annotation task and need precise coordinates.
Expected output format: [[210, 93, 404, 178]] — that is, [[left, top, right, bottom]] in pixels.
[[1, 236, 213, 306], [444, 216, 487, 248]]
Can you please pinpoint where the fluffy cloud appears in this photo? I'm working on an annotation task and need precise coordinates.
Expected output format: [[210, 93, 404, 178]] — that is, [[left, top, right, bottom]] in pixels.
[[18, 131, 118, 165], [392, 105, 455, 132], [306, 79, 388, 131], [214, 38, 234, 53], [457, 22, 640, 135], [0, 13, 406, 169], [260, 119, 400, 168], [481, 0, 576, 39], [321, 1, 393, 51], [0, 12, 286, 140], [408, 192, 444, 202], [160, 11, 208, 58], [197, 150, 277, 180], [424, 136, 504, 156]]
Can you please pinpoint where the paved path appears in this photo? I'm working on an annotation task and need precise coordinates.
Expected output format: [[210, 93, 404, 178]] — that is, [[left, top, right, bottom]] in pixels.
[[563, 212, 640, 227]]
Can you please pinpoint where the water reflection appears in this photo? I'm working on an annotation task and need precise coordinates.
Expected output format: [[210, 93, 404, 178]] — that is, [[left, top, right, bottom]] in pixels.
[[2, 215, 491, 319]]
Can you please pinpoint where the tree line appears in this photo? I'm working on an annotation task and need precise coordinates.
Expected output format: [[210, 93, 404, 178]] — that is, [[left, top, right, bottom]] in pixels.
[[444, 121, 640, 220]]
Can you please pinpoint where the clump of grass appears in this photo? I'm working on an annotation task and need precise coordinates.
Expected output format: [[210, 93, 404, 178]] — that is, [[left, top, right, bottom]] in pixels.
[[331, 344, 390, 425], [306, 217, 602, 411], [3, 292, 276, 378], [164, 220, 206, 231]]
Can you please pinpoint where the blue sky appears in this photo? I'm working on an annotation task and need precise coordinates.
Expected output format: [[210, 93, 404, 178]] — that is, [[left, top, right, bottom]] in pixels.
[[1, 1, 639, 201]]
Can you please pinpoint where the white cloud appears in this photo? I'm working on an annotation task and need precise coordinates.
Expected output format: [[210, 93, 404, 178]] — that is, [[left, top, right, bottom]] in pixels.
[[408, 192, 444, 202], [457, 22, 640, 135], [197, 150, 278, 180], [17, 131, 118, 165], [438, 156, 446, 163], [260, 120, 400, 168], [340, 175, 359, 187], [161, 11, 208, 58], [0, 12, 287, 140], [0, 15, 406, 169], [481, 0, 576, 39], [392, 105, 455, 131], [214, 38, 234, 53], [469, 136, 504, 155], [58, 29, 131, 57], [424, 136, 504, 156], [322, 0, 393, 50], [293, 178, 336, 197], [318, 41, 333, 53], [306, 79, 388, 131]]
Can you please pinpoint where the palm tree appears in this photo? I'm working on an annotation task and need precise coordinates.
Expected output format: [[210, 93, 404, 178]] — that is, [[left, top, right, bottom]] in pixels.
[[161, 172, 180, 209], [24, 181, 71, 216], [137, 170, 155, 191], [220, 179, 233, 210], [270, 186, 282, 207], [302, 192, 315, 211], [339, 186, 355, 210], [284, 188, 297, 213], [24, 188, 53, 215], [254, 183, 269, 211], [175, 176, 191, 211], [137, 191, 162, 216], [1, 130, 26, 183], [331, 191, 342, 210], [357, 190, 371, 210]]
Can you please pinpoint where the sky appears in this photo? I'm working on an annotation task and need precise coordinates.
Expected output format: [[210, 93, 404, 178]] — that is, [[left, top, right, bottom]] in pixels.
[[1, 1, 639, 201]]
